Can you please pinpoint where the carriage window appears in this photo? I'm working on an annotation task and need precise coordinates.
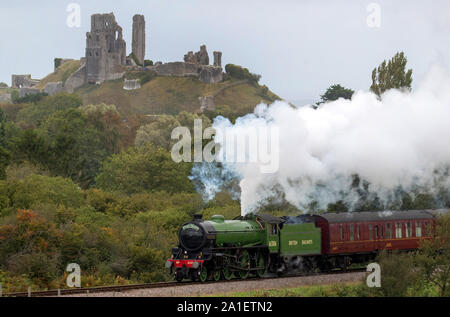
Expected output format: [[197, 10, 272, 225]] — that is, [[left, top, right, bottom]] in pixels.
[[416, 221, 422, 237], [340, 225, 344, 240], [369, 224, 373, 240], [396, 223, 402, 238], [357, 225, 360, 240], [406, 222, 412, 238], [386, 223, 392, 239], [350, 224, 354, 241]]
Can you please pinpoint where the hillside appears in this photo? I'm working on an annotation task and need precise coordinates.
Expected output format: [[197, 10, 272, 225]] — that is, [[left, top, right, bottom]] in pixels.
[[35, 60, 81, 89], [75, 75, 280, 116]]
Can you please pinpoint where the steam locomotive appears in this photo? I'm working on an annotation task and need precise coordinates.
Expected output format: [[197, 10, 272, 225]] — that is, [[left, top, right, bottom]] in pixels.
[[165, 210, 448, 282]]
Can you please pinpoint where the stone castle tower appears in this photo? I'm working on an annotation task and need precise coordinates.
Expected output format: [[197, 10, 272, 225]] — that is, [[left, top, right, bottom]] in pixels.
[[85, 13, 127, 84], [132, 15, 146, 65]]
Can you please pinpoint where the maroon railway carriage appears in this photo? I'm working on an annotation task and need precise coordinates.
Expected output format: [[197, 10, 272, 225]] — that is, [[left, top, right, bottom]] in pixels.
[[312, 210, 437, 270]]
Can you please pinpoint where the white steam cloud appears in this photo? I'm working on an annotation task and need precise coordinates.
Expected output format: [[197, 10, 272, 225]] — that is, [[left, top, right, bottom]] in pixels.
[[192, 66, 450, 215]]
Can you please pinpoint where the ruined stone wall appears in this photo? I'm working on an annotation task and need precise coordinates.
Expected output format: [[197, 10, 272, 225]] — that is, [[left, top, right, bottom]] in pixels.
[[19, 87, 40, 98], [123, 79, 141, 90], [85, 13, 126, 84], [0, 93, 12, 103], [152, 62, 199, 77], [64, 64, 87, 93], [43, 82, 64, 96], [11, 75, 40, 88], [213, 51, 222, 67], [132, 15, 146, 65]]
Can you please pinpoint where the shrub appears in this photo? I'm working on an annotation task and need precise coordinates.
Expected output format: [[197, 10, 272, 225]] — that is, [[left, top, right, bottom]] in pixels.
[[96, 145, 194, 195], [225, 64, 261, 84], [138, 71, 156, 85], [13, 92, 48, 105], [9, 174, 84, 209], [54, 58, 63, 70], [16, 93, 82, 126]]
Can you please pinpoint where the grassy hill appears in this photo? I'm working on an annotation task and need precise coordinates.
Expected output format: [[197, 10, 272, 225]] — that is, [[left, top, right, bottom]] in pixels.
[[75, 74, 280, 116], [35, 60, 81, 89], [30, 61, 280, 117]]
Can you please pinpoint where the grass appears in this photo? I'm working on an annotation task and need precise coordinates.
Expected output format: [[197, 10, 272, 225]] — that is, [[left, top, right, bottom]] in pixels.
[[76, 75, 280, 116], [205, 282, 366, 297], [35, 60, 81, 89]]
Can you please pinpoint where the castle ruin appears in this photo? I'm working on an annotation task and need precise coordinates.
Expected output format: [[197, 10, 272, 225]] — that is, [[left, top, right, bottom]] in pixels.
[[10, 12, 225, 99], [132, 15, 146, 65], [85, 13, 127, 84]]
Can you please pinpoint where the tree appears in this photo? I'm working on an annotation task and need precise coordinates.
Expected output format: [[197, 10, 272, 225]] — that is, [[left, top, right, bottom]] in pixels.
[[416, 214, 450, 296], [135, 115, 181, 150], [95, 144, 194, 195], [38, 109, 108, 187], [0, 82, 8, 88], [317, 84, 354, 106], [16, 93, 82, 127], [135, 112, 211, 151], [0, 109, 10, 179], [225, 64, 261, 84], [375, 250, 418, 296], [370, 51, 413, 97]]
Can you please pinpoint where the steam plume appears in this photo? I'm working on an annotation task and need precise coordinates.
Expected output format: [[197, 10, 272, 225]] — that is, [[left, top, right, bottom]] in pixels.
[[192, 66, 450, 215]]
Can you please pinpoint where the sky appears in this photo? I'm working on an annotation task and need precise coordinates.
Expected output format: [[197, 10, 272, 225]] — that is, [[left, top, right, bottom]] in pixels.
[[1, 0, 450, 104]]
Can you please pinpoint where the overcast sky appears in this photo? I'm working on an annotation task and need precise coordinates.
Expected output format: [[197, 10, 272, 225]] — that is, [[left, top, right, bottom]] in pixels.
[[1, 0, 449, 104]]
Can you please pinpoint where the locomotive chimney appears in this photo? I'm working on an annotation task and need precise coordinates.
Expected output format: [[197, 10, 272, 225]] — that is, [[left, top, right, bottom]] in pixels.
[[193, 214, 203, 221]]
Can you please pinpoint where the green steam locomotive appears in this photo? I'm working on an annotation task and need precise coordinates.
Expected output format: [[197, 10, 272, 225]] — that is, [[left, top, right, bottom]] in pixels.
[[165, 213, 322, 282]]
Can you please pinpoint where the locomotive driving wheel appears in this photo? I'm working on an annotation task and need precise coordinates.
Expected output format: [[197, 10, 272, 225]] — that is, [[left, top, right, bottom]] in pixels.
[[256, 252, 267, 278], [198, 266, 208, 282], [212, 270, 221, 281], [222, 266, 234, 280], [238, 250, 250, 279]]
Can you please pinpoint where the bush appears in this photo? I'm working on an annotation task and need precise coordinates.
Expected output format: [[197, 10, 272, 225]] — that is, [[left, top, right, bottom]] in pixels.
[[96, 145, 194, 195], [16, 93, 82, 126], [225, 64, 261, 84], [375, 250, 418, 297], [144, 60, 153, 67], [9, 174, 84, 209], [138, 71, 156, 85], [54, 58, 63, 70], [13, 92, 48, 105]]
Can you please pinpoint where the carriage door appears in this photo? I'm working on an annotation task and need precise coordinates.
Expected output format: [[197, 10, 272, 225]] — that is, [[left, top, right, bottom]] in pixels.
[[374, 224, 384, 250], [267, 224, 280, 254]]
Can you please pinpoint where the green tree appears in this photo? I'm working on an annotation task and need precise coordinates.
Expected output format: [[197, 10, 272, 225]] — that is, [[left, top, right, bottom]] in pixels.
[[96, 145, 194, 195], [16, 93, 82, 126], [416, 214, 450, 296], [225, 64, 261, 84], [318, 84, 354, 105], [135, 115, 181, 150], [38, 109, 107, 187], [370, 51, 413, 97], [0, 109, 11, 179], [135, 112, 211, 151], [9, 174, 84, 209]]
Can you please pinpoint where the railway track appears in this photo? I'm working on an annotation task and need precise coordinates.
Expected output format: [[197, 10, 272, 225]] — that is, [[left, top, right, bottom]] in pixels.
[[2, 268, 366, 297]]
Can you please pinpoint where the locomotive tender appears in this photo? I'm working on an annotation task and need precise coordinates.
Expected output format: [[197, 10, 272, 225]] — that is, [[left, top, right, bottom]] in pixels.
[[166, 210, 447, 282]]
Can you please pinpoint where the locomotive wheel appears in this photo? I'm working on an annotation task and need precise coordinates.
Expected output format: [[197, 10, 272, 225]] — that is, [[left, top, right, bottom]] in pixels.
[[256, 253, 267, 278], [238, 250, 250, 279], [222, 267, 234, 280], [198, 266, 208, 282], [213, 270, 221, 281], [175, 269, 184, 282]]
